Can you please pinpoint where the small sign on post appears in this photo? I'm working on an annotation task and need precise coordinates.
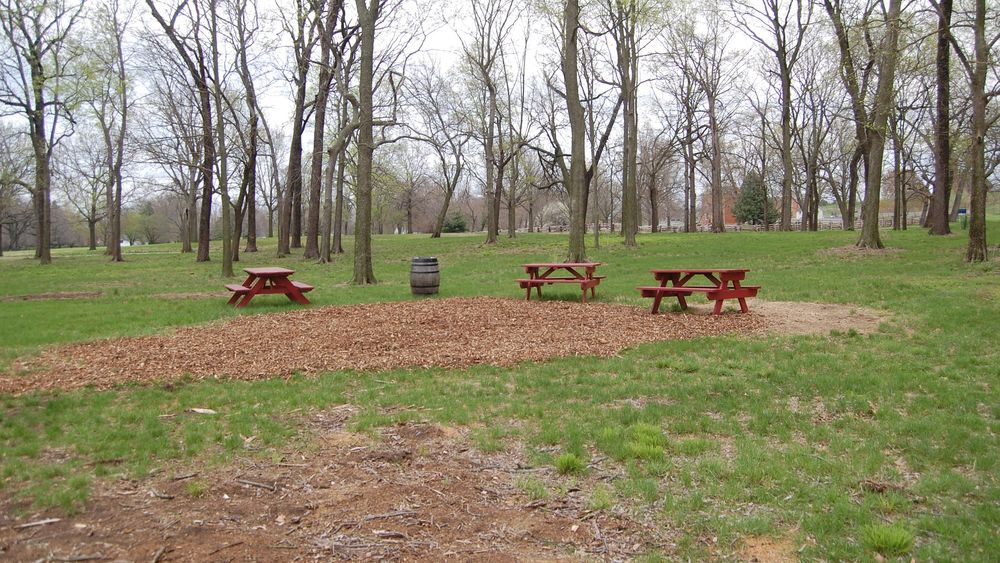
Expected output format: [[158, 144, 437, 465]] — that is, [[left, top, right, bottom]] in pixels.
[[958, 208, 968, 230]]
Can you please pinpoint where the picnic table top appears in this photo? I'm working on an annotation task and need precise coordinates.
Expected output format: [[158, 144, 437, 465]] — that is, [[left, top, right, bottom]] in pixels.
[[522, 262, 602, 268], [244, 266, 295, 276], [650, 268, 749, 274]]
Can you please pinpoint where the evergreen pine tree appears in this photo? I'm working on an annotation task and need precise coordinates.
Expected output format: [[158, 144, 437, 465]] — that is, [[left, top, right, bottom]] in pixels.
[[733, 172, 778, 225]]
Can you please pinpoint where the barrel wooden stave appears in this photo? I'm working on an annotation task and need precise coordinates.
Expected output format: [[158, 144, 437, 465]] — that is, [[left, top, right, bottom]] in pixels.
[[410, 257, 440, 295]]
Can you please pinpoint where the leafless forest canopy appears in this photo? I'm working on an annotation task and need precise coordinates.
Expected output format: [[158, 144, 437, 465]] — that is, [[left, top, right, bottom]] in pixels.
[[0, 0, 997, 271]]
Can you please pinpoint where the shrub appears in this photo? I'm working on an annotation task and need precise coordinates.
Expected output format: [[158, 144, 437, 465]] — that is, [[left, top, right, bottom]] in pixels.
[[442, 212, 468, 233]]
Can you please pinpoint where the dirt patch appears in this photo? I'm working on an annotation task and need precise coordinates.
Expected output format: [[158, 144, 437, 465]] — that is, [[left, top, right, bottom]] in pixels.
[[818, 246, 905, 260], [0, 421, 668, 561], [2, 297, 768, 395], [753, 300, 886, 336], [737, 534, 799, 562], [1, 291, 102, 302], [152, 292, 229, 300]]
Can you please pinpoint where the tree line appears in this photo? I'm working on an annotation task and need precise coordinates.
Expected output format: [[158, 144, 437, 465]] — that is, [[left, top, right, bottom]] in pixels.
[[0, 0, 996, 279]]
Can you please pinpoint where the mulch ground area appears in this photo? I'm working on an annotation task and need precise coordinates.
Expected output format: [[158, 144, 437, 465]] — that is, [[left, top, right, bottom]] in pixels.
[[1, 297, 768, 395]]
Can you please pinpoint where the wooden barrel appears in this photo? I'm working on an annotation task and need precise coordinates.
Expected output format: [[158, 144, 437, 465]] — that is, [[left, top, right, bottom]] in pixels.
[[410, 257, 440, 295]]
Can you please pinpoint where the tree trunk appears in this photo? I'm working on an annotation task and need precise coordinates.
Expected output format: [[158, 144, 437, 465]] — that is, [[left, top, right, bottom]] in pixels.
[[617, 6, 639, 247], [965, 0, 988, 262], [304, 1, 339, 259], [709, 95, 724, 233], [564, 0, 587, 262], [856, 0, 902, 249], [319, 145, 336, 262], [333, 139, 347, 254], [506, 155, 518, 238], [779, 57, 794, 231], [949, 176, 963, 221], [109, 8, 127, 262], [846, 147, 862, 229], [352, 0, 377, 284], [210, 1, 233, 276], [183, 173, 197, 252], [648, 172, 659, 233], [892, 112, 902, 230], [280, 76, 310, 257], [928, 0, 952, 235], [483, 84, 499, 244], [148, 1, 217, 264], [29, 74, 51, 263]]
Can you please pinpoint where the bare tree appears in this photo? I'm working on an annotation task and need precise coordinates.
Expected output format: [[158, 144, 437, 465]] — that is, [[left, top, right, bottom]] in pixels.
[[276, 0, 319, 255], [303, 0, 344, 259], [791, 43, 838, 231], [638, 126, 676, 232], [603, 0, 662, 245], [81, 0, 133, 261], [135, 62, 202, 253], [0, 124, 31, 256], [937, 0, 998, 262], [0, 0, 84, 264], [731, 0, 812, 231], [563, 0, 588, 261], [462, 0, 518, 245], [228, 0, 266, 254], [408, 62, 471, 238], [258, 116, 285, 239], [823, 0, 905, 249], [146, 0, 219, 263], [323, 20, 361, 261], [655, 53, 705, 232], [926, 0, 953, 234], [58, 132, 108, 249], [667, 4, 738, 233]]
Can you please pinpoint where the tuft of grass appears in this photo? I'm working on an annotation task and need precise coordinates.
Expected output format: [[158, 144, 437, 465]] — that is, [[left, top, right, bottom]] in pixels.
[[186, 480, 208, 498], [588, 484, 613, 510], [516, 477, 549, 501], [554, 452, 586, 474], [471, 425, 511, 453], [862, 524, 914, 557]]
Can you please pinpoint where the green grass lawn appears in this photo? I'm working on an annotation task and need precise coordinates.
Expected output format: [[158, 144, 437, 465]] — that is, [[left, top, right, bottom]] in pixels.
[[1, 225, 998, 560]]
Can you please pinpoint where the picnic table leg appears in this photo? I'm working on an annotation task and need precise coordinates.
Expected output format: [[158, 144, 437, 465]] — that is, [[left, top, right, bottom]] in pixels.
[[731, 279, 749, 313], [229, 274, 256, 306], [712, 298, 724, 315], [525, 285, 532, 300], [580, 285, 587, 303], [237, 277, 267, 308], [676, 295, 688, 310], [277, 279, 310, 305], [286, 289, 310, 304], [650, 293, 663, 314]]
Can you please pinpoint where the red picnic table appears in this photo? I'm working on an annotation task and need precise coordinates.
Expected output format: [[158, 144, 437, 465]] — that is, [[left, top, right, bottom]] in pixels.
[[225, 267, 314, 308], [638, 268, 759, 314], [517, 262, 604, 303]]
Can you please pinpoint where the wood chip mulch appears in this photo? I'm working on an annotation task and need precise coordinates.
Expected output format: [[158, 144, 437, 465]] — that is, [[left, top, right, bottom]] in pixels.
[[1, 297, 768, 395]]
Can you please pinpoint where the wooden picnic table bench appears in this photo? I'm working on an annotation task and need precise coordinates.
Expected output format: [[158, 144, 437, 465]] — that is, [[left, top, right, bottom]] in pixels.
[[517, 262, 603, 303], [225, 267, 313, 308], [638, 268, 759, 314]]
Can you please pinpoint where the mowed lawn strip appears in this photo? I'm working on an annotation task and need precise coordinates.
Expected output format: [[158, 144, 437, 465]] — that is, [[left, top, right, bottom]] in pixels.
[[1, 226, 998, 560]]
